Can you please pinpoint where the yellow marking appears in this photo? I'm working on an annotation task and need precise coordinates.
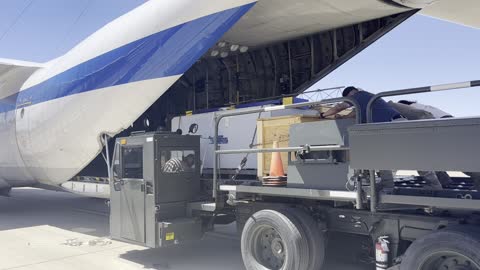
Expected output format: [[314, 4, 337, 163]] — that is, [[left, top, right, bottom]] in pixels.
[[282, 97, 293, 105], [166, 232, 175, 241], [120, 139, 127, 145], [186, 111, 193, 116]]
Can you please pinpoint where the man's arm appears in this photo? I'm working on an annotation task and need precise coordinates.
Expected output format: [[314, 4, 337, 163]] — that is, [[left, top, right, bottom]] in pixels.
[[320, 102, 352, 118], [340, 109, 356, 119]]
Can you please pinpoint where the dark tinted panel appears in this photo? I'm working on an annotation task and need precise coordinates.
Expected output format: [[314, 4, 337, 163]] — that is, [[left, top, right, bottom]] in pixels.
[[122, 146, 143, 179]]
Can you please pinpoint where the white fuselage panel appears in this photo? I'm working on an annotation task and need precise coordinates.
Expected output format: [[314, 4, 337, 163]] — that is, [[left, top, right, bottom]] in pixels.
[[0, 0, 256, 187]]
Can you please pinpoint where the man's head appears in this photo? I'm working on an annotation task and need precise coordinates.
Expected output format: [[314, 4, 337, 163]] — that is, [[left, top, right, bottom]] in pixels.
[[183, 154, 195, 168], [342, 86, 359, 97], [398, 100, 416, 105]]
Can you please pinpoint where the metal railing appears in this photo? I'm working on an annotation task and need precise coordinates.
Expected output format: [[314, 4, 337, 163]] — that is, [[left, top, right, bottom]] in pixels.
[[212, 80, 480, 213], [366, 80, 480, 123], [212, 97, 362, 207], [365, 80, 480, 212], [216, 145, 348, 155]]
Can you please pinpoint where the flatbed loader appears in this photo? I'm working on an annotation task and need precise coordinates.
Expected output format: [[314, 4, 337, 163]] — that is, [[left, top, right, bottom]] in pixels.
[[109, 81, 480, 270]]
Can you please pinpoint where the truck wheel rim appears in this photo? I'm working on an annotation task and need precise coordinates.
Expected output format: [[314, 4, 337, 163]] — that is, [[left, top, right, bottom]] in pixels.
[[251, 225, 286, 269], [419, 251, 480, 270]]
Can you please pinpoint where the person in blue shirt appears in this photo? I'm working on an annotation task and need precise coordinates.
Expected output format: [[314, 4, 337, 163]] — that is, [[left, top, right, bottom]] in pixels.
[[320, 86, 405, 189], [320, 86, 404, 123]]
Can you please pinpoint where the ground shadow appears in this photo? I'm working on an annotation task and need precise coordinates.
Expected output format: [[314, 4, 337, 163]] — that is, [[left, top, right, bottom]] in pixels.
[[0, 188, 109, 237], [120, 233, 244, 270]]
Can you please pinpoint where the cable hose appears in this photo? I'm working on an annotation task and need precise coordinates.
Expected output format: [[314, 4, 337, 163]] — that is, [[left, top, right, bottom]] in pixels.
[[0, 0, 35, 43], [54, 0, 93, 53], [231, 110, 263, 181]]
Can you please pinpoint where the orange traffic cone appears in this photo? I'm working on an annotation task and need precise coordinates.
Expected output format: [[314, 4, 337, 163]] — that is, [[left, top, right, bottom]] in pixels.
[[262, 141, 287, 187], [269, 141, 285, 177]]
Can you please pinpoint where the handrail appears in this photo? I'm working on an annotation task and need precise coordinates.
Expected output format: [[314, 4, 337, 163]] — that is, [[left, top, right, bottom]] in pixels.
[[366, 80, 480, 123], [212, 97, 362, 200], [365, 80, 480, 212], [216, 145, 347, 155]]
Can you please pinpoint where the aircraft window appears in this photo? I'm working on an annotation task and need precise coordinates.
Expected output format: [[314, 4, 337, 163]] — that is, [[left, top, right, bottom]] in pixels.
[[160, 150, 196, 174], [122, 146, 143, 179]]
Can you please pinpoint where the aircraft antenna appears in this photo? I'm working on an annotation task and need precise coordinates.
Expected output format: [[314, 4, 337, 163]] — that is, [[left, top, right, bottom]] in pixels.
[[0, 0, 35, 44], [54, 0, 93, 54]]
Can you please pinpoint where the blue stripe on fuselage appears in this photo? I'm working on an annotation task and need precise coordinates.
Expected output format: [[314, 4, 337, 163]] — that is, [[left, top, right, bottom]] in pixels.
[[0, 3, 254, 113], [0, 94, 18, 113]]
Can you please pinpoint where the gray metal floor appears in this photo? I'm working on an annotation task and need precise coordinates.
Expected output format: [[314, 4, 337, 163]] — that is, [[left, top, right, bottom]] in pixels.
[[0, 188, 371, 270]]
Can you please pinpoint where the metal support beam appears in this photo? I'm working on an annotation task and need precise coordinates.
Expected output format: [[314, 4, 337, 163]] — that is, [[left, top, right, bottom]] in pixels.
[[355, 171, 364, 210], [102, 134, 111, 180], [379, 194, 480, 211], [288, 41, 293, 93], [309, 36, 315, 78], [216, 145, 347, 155], [206, 66, 209, 109], [220, 185, 357, 202], [213, 112, 219, 199], [192, 73, 196, 111], [370, 170, 377, 213]]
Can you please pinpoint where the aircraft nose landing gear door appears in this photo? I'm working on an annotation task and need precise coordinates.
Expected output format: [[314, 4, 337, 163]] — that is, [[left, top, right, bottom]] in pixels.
[[110, 138, 148, 245]]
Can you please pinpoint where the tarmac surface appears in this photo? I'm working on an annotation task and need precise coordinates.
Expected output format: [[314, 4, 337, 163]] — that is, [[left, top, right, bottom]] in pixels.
[[0, 188, 372, 270]]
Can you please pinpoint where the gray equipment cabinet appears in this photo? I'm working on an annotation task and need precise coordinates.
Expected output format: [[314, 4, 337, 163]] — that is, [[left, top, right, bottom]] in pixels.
[[110, 132, 203, 248], [287, 119, 355, 190], [349, 117, 480, 172]]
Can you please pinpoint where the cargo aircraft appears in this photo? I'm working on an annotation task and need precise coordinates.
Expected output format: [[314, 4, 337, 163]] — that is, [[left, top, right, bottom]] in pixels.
[[0, 0, 478, 195]]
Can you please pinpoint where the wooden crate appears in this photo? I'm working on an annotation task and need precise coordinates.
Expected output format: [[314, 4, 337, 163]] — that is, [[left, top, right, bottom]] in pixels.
[[256, 115, 319, 178]]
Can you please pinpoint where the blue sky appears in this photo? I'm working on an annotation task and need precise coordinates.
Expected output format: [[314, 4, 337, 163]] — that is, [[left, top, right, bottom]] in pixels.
[[1, 0, 479, 116]]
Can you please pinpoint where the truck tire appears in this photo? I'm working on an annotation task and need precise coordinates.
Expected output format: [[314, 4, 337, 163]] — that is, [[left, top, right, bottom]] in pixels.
[[241, 209, 310, 270], [284, 208, 326, 270], [400, 227, 480, 270]]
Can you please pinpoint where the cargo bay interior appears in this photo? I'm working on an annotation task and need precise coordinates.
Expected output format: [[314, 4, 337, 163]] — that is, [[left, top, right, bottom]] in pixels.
[[78, 9, 416, 179]]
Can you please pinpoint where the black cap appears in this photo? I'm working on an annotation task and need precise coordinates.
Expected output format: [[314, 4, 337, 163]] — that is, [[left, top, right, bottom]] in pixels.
[[342, 86, 358, 97], [398, 100, 415, 105]]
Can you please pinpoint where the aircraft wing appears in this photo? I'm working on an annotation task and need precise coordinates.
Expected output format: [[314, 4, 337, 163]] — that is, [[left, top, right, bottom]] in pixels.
[[0, 58, 43, 73], [223, 0, 410, 47], [420, 0, 480, 29], [223, 0, 479, 48], [0, 58, 44, 99]]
